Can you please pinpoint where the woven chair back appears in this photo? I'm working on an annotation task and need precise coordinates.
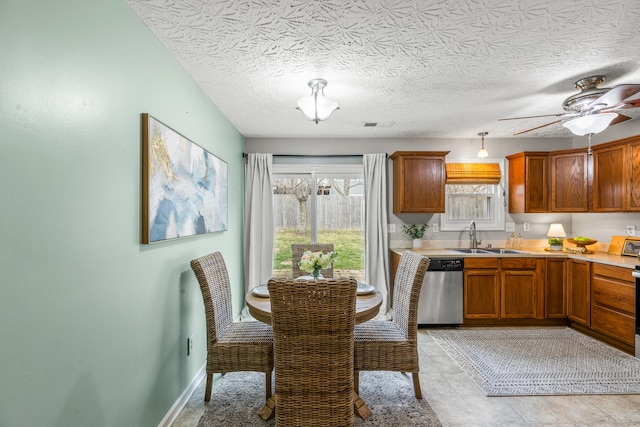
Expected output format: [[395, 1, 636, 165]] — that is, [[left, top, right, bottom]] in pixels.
[[268, 278, 357, 426], [190, 252, 234, 343], [291, 243, 335, 278], [391, 251, 430, 339]]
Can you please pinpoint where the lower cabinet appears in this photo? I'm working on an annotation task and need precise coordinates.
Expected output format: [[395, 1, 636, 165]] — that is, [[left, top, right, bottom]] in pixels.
[[546, 258, 567, 318], [567, 259, 591, 326], [591, 263, 636, 346], [464, 258, 500, 319], [464, 257, 544, 320]]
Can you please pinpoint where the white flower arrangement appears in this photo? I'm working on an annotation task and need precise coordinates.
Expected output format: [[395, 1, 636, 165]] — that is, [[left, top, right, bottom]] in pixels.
[[298, 250, 338, 279]]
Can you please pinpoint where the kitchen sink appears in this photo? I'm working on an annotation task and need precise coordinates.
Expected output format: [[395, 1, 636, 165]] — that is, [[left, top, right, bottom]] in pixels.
[[447, 248, 529, 254]]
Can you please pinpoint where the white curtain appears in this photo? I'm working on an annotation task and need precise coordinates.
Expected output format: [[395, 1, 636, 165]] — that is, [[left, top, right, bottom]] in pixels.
[[243, 153, 274, 293], [364, 153, 390, 316]]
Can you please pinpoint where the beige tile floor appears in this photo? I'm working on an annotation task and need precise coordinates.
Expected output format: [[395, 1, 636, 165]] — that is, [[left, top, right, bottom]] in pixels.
[[172, 329, 640, 426]]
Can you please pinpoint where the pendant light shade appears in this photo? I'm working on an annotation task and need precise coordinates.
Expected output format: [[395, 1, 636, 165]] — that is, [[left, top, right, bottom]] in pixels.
[[296, 78, 339, 124], [562, 112, 618, 136], [477, 132, 489, 158]]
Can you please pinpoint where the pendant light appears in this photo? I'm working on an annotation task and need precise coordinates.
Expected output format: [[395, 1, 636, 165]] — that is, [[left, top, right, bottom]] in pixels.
[[296, 78, 339, 124], [477, 132, 489, 158]]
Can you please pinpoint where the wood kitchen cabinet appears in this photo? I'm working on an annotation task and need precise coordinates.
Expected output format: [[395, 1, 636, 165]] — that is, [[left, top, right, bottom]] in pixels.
[[506, 152, 548, 213], [464, 258, 500, 319], [629, 138, 640, 210], [591, 263, 635, 346], [390, 151, 449, 213], [500, 258, 544, 319], [592, 142, 626, 211], [545, 258, 566, 318], [550, 149, 589, 212], [567, 259, 591, 326]]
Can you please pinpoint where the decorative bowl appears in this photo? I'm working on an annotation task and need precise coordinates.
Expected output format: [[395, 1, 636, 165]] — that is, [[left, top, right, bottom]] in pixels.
[[567, 238, 598, 247]]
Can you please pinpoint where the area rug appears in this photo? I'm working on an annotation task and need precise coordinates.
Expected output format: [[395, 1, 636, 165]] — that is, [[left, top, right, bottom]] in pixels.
[[197, 370, 441, 426], [430, 327, 640, 396]]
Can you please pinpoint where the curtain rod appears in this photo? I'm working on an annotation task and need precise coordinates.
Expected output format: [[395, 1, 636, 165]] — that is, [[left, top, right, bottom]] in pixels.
[[242, 153, 387, 158]]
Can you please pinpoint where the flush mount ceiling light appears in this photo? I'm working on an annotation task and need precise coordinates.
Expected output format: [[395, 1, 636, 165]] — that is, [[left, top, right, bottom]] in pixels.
[[562, 112, 618, 136], [296, 78, 339, 124], [477, 132, 489, 158]]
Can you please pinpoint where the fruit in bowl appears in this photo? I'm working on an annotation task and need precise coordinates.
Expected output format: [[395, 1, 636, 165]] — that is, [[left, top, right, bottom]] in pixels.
[[567, 236, 598, 246]]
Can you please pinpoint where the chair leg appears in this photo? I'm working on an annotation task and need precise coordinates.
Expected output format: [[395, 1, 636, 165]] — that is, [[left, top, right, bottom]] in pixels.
[[265, 371, 272, 400], [412, 372, 422, 399], [204, 373, 213, 402], [354, 370, 359, 394]]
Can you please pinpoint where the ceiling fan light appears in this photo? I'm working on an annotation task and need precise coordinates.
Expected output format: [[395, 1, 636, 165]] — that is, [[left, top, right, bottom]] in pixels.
[[296, 79, 339, 124], [562, 112, 618, 136]]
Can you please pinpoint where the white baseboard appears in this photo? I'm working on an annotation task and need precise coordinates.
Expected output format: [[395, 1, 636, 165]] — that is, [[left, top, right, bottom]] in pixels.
[[158, 364, 206, 427]]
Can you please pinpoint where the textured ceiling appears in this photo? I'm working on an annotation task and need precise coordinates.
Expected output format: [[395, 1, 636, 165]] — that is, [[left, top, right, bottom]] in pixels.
[[126, 0, 640, 139]]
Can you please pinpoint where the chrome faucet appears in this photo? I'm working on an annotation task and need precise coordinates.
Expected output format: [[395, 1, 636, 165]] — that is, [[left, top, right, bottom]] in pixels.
[[469, 221, 481, 249]]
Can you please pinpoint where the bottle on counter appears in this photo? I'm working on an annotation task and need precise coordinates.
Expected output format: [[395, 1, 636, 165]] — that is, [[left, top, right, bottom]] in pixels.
[[506, 232, 515, 248], [516, 233, 523, 250]]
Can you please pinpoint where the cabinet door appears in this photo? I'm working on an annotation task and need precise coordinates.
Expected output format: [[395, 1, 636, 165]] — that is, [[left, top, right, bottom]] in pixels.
[[592, 144, 626, 211], [546, 258, 566, 318], [391, 152, 448, 213], [464, 269, 499, 319], [628, 139, 640, 211], [567, 259, 590, 325], [550, 150, 589, 212], [501, 270, 538, 318], [507, 152, 548, 213]]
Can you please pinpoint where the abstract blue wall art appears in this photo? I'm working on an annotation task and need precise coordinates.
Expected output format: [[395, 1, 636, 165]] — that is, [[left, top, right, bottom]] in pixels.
[[141, 113, 228, 243]]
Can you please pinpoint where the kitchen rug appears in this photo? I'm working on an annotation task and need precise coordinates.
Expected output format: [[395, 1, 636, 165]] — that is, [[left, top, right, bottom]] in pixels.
[[196, 370, 441, 426], [430, 327, 640, 396]]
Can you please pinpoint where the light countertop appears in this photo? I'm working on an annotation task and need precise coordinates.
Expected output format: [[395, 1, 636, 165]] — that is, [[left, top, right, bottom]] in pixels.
[[390, 247, 640, 270]]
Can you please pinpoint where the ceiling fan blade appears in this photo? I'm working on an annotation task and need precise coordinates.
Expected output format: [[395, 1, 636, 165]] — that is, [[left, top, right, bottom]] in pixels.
[[603, 98, 640, 111], [499, 113, 566, 121], [610, 114, 631, 126], [513, 119, 562, 136], [588, 84, 640, 109]]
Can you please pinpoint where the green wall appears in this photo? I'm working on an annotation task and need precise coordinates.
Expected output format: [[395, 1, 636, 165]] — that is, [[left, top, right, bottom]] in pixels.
[[0, 0, 245, 425]]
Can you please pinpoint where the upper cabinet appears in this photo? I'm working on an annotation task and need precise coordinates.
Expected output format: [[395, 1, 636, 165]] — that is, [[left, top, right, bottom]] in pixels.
[[550, 149, 589, 212], [506, 152, 548, 213], [592, 136, 640, 212], [506, 134, 640, 213], [390, 151, 449, 213]]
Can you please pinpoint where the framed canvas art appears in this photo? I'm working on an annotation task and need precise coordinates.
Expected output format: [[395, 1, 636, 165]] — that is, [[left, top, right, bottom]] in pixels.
[[141, 113, 228, 243], [622, 238, 640, 257]]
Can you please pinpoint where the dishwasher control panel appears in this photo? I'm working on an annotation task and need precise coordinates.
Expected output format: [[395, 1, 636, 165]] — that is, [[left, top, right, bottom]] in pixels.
[[428, 258, 464, 271]]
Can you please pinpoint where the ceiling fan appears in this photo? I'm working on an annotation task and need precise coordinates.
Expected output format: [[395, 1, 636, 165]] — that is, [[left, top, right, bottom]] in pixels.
[[500, 75, 640, 136]]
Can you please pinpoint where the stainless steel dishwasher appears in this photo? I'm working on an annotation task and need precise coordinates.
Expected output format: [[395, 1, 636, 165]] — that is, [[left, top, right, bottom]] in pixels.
[[417, 258, 464, 325]]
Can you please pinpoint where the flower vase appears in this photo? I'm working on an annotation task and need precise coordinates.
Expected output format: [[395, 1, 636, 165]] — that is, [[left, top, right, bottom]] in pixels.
[[312, 268, 322, 280], [413, 239, 422, 249]]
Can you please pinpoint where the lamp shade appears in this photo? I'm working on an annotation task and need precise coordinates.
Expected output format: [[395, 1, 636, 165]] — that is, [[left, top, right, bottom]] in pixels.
[[547, 223, 566, 237], [477, 147, 489, 158], [296, 95, 339, 122], [562, 112, 618, 136]]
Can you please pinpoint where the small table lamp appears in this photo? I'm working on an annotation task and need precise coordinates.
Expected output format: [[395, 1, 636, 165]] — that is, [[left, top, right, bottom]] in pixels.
[[547, 223, 566, 251]]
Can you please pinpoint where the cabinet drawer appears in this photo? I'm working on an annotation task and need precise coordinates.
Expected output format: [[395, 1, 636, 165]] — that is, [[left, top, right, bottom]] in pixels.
[[500, 258, 537, 269], [592, 263, 634, 283], [592, 277, 635, 314], [591, 305, 636, 346], [464, 257, 498, 269]]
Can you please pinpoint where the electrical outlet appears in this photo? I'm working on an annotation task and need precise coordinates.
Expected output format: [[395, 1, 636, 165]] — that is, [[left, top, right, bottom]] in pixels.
[[187, 335, 194, 356], [523, 222, 530, 232], [506, 222, 515, 232], [626, 225, 636, 237], [388, 223, 396, 233], [432, 223, 439, 233]]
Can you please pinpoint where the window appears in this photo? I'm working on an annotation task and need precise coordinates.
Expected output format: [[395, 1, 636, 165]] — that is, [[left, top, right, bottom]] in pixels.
[[271, 163, 365, 280], [440, 161, 505, 231]]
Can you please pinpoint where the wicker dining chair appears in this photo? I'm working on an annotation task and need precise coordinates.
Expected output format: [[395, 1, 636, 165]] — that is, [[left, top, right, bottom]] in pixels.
[[190, 252, 274, 403], [291, 243, 334, 278], [353, 251, 430, 399], [268, 278, 358, 427]]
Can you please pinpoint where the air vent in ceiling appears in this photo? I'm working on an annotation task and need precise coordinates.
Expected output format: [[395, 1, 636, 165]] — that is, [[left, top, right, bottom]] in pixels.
[[362, 121, 395, 127]]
